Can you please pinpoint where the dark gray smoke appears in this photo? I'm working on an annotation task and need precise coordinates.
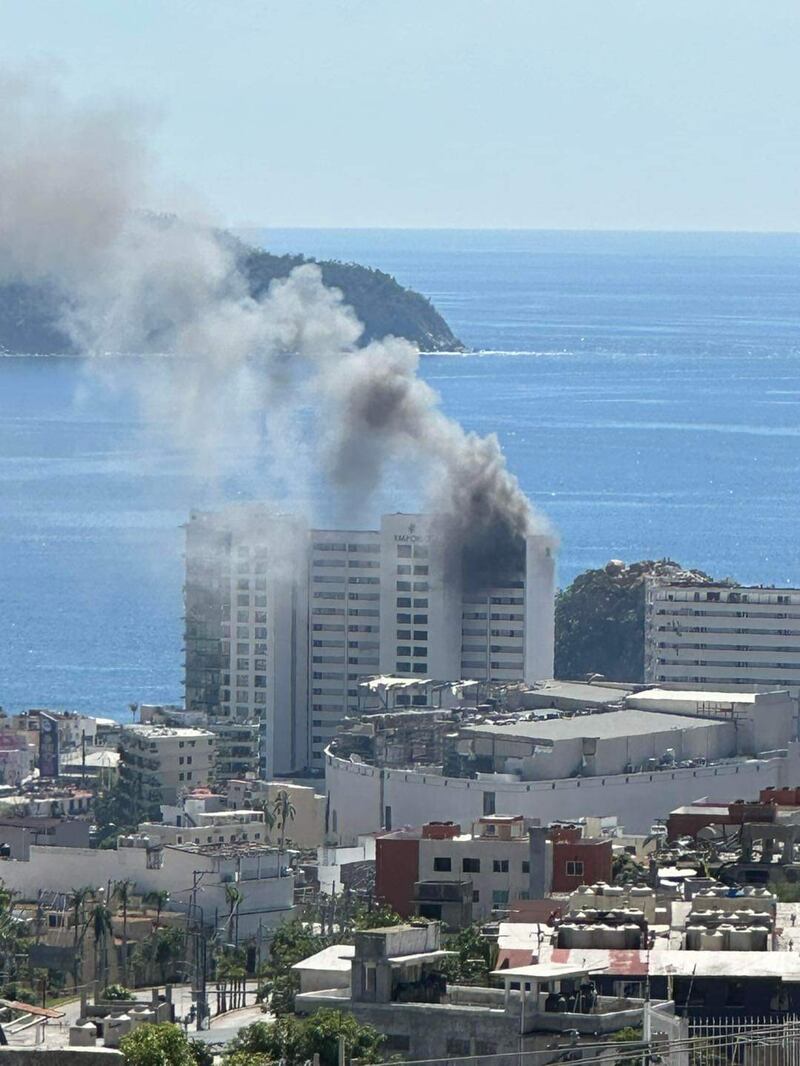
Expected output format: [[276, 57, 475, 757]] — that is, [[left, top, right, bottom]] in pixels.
[[0, 75, 550, 584]]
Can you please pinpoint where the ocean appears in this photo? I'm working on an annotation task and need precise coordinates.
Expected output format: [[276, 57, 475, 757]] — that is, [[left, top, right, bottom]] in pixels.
[[1, 229, 800, 717]]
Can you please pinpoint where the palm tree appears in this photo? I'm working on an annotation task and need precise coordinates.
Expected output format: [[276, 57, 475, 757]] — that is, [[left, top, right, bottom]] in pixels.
[[90, 900, 113, 991], [260, 800, 277, 844], [69, 887, 92, 989], [224, 883, 244, 948], [273, 790, 296, 856], [114, 880, 134, 987], [144, 890, 169, 928]]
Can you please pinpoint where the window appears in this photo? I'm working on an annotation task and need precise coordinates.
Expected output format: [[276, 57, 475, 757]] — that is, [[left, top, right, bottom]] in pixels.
[[522, 861, 530, 874], [433, 856, 452, 872], [492, 890, 509, 905], [566, 860, 584, 877], [483, 791, 496, 816], [493, 859, 509, 873], [472, 890, 480, 903], [397, 544, 412, 558], [463, 857, 480, 873]]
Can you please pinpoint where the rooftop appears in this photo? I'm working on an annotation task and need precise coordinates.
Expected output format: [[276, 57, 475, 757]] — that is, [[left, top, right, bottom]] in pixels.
[[292, 944, 355, 973], [463, 708, 717, 743], [122, 725, 214, 739], [492, 962, 607, 982], [527, 681, 631, 705], [634, 688, 760, 706]]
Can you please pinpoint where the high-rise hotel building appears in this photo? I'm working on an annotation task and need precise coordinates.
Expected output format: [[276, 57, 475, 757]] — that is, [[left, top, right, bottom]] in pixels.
[[185, 507, 556, 777]]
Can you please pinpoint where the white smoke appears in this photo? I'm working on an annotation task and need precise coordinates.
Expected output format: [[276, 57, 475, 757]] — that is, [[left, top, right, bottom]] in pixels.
[[0, 74, 546, 578]]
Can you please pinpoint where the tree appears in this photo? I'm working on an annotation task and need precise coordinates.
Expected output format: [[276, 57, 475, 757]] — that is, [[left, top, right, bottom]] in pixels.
[[554, 559, 718, 682], [144, 890, 169, 928], [69, 886, 92, 989], [224, 883, 244, 947], [132, 926, 185, 986], [103, 984, 134, 1001], [90, 900, 113, 990], [260, 801, 277, 844], [442, 924, 495, 985], [273, 790, 296, 856], [120, 1022, 197, 1066], [228, 1011, 384, 1066], [115, 880, 134, 986]]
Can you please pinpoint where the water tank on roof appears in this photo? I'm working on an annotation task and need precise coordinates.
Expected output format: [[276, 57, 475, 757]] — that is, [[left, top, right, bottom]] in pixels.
[[700, 930, 724, 951], [685, 926, 705, 951], [622, 924, 641, 948]]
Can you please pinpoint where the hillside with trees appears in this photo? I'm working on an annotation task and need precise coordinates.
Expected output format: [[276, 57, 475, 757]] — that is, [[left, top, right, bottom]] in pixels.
[[0, 234, 463, 356], [554, 558, 717, 682]]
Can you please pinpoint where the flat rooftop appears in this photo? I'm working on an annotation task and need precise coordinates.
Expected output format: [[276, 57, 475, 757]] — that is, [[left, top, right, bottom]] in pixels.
[[528, 681, 629, 705], [122, 725, 214, 739], [292, 944, 355, 973], [633, 688, 760, 705], [463, 708, 719, 743]]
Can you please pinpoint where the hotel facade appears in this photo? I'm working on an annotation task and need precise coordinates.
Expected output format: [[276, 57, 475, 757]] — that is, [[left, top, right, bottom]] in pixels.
[[185, 507, 556, 776]]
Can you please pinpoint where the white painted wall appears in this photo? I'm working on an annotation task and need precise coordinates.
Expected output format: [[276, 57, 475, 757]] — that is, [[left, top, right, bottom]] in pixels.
[[325, 743, 800, 841], [0, 843, 295, 937]]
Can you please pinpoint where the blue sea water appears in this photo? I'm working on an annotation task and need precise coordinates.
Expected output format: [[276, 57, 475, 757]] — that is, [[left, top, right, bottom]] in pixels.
[[1, 229, 800, 717]]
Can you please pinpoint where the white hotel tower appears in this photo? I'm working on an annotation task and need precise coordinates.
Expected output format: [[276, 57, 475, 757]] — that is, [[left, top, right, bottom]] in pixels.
[[185, 507, 556, 777]]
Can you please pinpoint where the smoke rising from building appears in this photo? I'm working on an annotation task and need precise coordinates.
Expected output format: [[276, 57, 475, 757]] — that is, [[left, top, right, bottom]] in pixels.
[[0, 75, 549, 584]]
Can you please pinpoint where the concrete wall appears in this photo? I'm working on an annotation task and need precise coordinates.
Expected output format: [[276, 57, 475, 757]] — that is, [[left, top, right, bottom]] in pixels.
[[326, 743, 800, 840]]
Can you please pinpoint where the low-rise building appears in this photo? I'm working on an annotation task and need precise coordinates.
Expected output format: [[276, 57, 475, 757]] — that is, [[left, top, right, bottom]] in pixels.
[[226, 779, 328, 848], [0, 837, 295, 940], [375, 817, 612, 925], [295, 922, 682, 1064], [118, 724, 215, 807]]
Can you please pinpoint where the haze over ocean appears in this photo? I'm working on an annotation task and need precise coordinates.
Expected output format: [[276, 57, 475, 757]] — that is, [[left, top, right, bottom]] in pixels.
[[1, 229, 799, 717]]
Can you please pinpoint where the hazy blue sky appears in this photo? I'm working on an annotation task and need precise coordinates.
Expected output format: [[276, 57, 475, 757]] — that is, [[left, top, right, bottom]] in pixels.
[[3, 0, 799, 231]]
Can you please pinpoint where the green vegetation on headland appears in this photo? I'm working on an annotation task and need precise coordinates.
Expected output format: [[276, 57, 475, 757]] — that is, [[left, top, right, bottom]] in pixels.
[[554, 558, 716, 682], [0, 234, 464, 355]]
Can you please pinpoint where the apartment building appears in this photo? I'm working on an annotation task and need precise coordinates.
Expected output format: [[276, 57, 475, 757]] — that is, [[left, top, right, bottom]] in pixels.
[[185, 506, 557, 777], [375, 817, 612, 925], [645, 579, 800, 692], [118, 725, 215, 807]]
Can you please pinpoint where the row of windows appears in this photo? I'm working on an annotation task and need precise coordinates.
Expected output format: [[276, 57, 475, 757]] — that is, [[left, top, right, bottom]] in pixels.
[[397, 544, 428, 559], [434, 856, 531, 874], [397, 564, 429, 576], [656, 608, 800, 621], [396, 597, 429, 609], [397, 613, 429, 625], [396, 581, 429, 592], [657, 642, 800, 654], [656, 625, 799, 636], [312, 541, 380, 553], [397, 630, 428, 641], [396, 646, 428, 657], [655, 673, 799, 687], [657, 657, 800, 670], [396, 662, 429, 674]]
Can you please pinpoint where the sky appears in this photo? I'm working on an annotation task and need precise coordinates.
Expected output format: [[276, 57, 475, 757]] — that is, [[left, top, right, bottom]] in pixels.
[[2, 0, 799, 231]]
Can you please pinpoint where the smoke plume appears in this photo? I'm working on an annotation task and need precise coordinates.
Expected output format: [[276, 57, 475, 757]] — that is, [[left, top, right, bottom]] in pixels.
[[0, 75, 547, 585]]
